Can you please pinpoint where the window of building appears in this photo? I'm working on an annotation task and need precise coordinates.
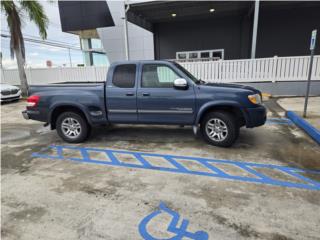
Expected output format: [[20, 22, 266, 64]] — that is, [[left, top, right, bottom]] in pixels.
[[200, 51, 210, 58], [212, 51, 223, 59], [176, 49, 224, 61], [142, 64, 180, 88], [112, 64, 136, 88], [81, 38, 90, 50], [92, 52, 108, 66], [189, 52, 198, 59], [80, 38, 108, 66], [91, 39, 103, 49], [177, 53, 187, 59]]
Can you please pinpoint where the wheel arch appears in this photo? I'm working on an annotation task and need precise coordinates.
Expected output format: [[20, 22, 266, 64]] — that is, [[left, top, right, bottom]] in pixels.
[[49, 104, 91, 130], [196, 101, 247, 127]]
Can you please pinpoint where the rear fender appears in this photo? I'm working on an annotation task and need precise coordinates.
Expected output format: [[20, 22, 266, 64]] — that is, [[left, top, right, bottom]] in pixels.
[[48, 102, 92, 126]]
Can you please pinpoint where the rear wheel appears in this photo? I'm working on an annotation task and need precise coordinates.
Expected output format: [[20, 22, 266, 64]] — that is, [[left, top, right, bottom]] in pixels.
[[201, 111, 239, 147], [56, 112, 90, 143]]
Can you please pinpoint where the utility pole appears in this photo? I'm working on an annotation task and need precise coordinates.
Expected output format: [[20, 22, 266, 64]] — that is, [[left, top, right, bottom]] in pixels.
[[123, 2, 130, 60], [303, 29, 317, 118], [251, 0, 260, 59], [68, 48, 72, 67], [0, 52, 4, 83], [0, 51, 3, 68]]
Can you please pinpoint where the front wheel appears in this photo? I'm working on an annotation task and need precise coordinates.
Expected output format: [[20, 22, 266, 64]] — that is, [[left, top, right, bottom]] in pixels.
[[56, 112, 90, 143], [201, 111, 239, 147]]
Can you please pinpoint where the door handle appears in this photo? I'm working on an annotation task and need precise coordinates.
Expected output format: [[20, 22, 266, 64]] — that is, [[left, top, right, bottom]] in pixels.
[[126, 92, 135, 96], [142, 93, 150, 97]]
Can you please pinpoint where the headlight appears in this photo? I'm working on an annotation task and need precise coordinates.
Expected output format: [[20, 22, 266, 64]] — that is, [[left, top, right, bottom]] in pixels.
[[248, 94, 262, 104]]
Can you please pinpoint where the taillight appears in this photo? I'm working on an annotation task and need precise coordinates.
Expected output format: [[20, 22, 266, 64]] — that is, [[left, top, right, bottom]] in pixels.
[[27, 95, 40, 107]]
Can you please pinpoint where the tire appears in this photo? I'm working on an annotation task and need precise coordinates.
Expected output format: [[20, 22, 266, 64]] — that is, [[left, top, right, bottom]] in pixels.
[[201, 111, 239, 147], [56, 111, 90, 143]]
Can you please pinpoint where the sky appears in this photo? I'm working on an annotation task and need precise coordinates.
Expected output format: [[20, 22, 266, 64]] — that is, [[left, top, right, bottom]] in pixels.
[[1, 1, 84, 69]]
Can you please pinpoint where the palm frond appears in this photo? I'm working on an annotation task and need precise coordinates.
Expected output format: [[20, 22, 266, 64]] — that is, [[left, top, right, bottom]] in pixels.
[[1, 0, 14, 12], [2, 0, 24, 60], [20, 1, 48, 40]]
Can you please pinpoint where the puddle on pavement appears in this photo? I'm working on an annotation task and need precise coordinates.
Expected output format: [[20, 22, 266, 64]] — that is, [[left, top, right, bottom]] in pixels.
[[1, 129, 31, 143], [1, 124, 58, 174], [1, 125, 51, 144], [1, 144, 49, 174]]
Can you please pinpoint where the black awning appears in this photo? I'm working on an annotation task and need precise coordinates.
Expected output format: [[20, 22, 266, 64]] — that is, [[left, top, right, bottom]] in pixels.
[[58, 1, 114, 33], [127, 1, 320, 33], [127, 1, 252, 32]]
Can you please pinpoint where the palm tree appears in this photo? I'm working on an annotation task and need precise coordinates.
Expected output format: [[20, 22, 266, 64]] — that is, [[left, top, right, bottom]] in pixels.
[[1, 0, 48, 96]]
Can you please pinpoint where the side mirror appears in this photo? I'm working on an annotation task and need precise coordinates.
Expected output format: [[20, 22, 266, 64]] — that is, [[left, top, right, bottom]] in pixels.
[[173, 78, 188, 90]]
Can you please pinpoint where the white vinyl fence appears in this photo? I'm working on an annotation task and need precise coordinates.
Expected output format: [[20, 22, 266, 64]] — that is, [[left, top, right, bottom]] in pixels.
[[179, 55, 320, 83], [1, 66, 108, 85], [1, 55, 319, 85]]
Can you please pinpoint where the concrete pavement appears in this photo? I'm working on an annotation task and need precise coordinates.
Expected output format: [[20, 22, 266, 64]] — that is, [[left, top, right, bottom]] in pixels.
[[1, 100, 320, 240]]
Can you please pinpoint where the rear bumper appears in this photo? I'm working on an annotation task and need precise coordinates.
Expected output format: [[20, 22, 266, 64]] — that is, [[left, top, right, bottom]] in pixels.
[[22, 109, 46, 122], [22, 110, 29, 120], [245, 105, 267, 128]]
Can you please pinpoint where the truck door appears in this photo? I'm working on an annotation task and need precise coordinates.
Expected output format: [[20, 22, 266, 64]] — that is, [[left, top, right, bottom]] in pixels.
[[137, 63, 196, 124], [105, 64, 137, 123]]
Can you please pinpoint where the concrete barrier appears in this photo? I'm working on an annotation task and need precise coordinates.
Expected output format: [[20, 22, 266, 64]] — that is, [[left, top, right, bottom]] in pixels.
[[286, 111, 320, 144]]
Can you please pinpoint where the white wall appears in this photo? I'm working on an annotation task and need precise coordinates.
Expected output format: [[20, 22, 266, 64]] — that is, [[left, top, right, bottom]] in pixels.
[[97, 1, 154, 63]]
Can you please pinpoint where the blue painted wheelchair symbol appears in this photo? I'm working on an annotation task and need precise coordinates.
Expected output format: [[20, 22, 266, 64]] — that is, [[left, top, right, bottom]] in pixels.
[[139, 202, 209, 240]]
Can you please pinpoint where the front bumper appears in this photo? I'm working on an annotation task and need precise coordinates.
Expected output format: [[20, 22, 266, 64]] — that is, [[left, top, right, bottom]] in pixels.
[[245, 105, 267, 128], [0, 95, 21, 102]]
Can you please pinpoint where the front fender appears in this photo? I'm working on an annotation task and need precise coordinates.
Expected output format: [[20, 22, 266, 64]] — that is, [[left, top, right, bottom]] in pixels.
[[195, 100, 248, 125]]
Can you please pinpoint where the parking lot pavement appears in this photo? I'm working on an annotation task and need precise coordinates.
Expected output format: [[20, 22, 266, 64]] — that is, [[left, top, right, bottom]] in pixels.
[[1, 100, 320, 240]]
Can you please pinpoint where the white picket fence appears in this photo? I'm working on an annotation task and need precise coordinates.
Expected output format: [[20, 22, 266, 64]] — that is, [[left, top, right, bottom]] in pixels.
[[1, 55, 319, 85]]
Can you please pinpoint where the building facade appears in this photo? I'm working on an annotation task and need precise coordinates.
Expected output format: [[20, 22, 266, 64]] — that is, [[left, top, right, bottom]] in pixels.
[[128, 1, 320, 61], [97, 1, 154, 63], [58, 0, 154, 66], [59, 1, 320, 64]]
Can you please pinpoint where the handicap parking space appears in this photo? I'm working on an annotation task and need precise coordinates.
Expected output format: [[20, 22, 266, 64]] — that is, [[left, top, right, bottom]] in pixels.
[[1, 100, 320, 239], [33, 145, 320, 191]]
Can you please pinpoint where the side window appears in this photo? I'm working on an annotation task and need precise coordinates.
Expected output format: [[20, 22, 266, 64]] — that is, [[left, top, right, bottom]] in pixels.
[[112, 64, 136, 88], [142, 64, 180, 88]]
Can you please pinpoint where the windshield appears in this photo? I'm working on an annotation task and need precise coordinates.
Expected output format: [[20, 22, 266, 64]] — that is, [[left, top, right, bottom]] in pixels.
[[172, 62, 200, 83]]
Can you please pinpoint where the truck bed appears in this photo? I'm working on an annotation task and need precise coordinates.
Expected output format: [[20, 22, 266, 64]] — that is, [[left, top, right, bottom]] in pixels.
[[29, 82, 105, 96]]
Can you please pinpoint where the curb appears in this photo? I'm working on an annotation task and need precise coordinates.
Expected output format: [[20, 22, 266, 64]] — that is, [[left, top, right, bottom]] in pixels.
[[286, 111, 320, 144]]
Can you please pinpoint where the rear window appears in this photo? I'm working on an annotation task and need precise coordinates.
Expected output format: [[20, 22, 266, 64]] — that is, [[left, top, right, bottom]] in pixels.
[[112, 64, 136, 88]]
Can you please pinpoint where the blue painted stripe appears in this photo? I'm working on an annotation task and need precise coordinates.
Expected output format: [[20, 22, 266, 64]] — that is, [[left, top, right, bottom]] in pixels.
[[267, 117, 292, 122], [266, 117, 293, 125], [32, 145, 320, 191], [280, 168, 320, 188], [44, 145, 320, 174], [164, 156, 189, 172], [233, 162, 271, 180], [138, 202, 209, 240], [133, 153, 153, 168], [286, 111, 320, 144], [55, 145, 64, 156]]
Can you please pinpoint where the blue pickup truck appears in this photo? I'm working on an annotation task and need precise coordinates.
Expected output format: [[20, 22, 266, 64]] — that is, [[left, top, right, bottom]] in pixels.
[[22, 60, 266, 147]]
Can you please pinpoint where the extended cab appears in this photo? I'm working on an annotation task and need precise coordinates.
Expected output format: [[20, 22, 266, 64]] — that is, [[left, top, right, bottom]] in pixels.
[[22, 61, 266, 147]]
